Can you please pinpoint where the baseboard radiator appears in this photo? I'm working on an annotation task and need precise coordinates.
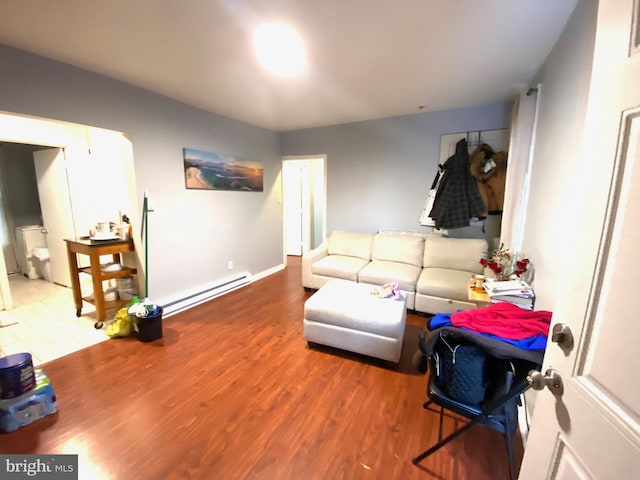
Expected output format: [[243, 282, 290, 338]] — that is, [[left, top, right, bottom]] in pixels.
[[161, 272, 252, 318]]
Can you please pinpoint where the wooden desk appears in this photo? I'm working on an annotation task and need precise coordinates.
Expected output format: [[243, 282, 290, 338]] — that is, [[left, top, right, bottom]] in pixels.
[[65, 237, 137, 321]]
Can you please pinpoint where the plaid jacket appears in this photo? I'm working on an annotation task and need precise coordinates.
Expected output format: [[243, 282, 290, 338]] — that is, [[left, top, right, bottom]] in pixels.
[[429, 138, 486, 229]]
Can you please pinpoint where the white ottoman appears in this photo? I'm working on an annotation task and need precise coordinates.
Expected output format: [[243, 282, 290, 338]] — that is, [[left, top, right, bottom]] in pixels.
[[303, 279, 407, 363]]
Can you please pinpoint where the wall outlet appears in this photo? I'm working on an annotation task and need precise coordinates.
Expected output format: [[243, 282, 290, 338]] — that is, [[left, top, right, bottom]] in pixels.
[[227, 260, 233, 270]]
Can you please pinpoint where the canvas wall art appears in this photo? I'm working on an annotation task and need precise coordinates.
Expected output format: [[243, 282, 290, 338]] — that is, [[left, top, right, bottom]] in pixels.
[[183, 148, 264, 192]]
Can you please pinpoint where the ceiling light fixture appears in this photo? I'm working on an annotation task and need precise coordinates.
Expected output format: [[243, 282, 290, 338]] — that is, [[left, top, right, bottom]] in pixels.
[[253, 23, 307, 78]]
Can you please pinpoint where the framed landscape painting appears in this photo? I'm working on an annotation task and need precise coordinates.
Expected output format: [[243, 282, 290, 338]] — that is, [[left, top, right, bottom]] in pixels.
[[183, 148, 264, 192]]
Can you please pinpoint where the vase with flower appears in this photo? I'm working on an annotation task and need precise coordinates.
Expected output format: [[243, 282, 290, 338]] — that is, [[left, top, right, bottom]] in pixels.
[[480, 243, 530, 281]]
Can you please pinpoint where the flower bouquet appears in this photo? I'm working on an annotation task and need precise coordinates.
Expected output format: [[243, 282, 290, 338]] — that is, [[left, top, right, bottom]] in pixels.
[[480, 243, 530, 281]]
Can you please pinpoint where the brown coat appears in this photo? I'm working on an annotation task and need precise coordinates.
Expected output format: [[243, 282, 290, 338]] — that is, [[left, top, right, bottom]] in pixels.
[[469, 144, 507, 214]]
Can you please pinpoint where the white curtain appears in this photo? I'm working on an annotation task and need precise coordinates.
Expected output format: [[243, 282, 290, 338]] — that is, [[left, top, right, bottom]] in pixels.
[[500, 87, 540, 253]]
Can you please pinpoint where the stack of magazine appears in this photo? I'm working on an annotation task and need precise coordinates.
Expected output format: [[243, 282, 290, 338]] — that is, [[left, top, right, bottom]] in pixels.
[[483, 279, 535, 310]]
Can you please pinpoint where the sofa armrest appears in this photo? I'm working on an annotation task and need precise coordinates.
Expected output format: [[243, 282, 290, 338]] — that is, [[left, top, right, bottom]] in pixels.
[[302, 243, 329, 288], [303, 243, 329, 264]]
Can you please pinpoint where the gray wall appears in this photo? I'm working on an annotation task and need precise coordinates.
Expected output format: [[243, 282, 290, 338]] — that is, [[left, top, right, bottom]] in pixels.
[[0, 143, 43, 227], [0, 43, 510, 305], [522, 0, 597, 310], [0, 44, 283, 302], [515, 0, 595, 420], [280, 103, 511, 235]]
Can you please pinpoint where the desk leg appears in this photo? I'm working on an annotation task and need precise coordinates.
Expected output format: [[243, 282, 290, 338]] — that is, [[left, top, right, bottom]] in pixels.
[[66, 243, 83, 316], [89, 252, 106, 321]]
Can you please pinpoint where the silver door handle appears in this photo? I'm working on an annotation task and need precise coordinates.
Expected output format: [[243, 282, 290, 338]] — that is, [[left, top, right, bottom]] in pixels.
[[40, 228, 48, 234], [552, 323, 574, 350], [527, 369, 564, 396]]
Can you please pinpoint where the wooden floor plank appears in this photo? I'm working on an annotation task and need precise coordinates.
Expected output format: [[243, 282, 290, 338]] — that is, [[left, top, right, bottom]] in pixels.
[[0, 256, 519, 479]]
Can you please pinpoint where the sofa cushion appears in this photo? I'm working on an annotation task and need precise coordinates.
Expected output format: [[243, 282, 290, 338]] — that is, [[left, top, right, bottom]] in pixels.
[[416, 268, 472, 302], [312, 255, 370, 282], [327, 230, 374, 260], [371, 233, 425, 267], [358, 260, 422, 292], [422, 235, 487, 274]]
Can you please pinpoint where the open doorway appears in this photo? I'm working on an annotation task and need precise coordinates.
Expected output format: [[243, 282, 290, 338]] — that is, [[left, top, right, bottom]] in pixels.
[[282, 156, 327, 261], [0, 142, 45, 276], [0, 143, 75, 288], [0, 111, 142, 365]]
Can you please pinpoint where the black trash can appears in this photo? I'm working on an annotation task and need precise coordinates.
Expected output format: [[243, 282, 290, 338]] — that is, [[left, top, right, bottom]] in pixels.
[[135, 307, 163, 342]]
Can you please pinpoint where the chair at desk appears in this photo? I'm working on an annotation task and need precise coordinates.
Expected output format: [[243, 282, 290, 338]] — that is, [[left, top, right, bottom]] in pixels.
[[412, 328, 539, 480]]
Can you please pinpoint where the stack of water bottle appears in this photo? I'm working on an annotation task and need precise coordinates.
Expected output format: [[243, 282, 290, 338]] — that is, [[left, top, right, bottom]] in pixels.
[[0, 353, 57, 433]]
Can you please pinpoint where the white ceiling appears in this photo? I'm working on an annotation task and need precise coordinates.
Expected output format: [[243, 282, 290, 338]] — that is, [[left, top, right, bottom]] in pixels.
[[0, 0, 578, 132]]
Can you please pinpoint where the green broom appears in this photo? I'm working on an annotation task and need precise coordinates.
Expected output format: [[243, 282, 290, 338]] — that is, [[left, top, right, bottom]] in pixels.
[[141, 193, 149, 299]]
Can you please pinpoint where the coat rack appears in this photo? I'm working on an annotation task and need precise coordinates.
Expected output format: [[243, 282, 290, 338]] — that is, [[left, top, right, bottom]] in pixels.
[[466, 130, 486, 149]]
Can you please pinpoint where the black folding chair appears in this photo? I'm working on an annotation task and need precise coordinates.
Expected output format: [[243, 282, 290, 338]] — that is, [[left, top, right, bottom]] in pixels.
[[412, 330, 538, 480]]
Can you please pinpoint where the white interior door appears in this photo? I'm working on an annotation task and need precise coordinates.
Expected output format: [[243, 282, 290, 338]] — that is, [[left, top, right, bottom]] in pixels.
[[283, 161, 313, 256], [283, 162, 303, 255], [33, 148, 75, 287], [300, 163, 311, 253], [520, 0, 640, 477]]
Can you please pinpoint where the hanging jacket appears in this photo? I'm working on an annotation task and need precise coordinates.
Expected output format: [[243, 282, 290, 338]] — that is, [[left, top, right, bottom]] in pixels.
[[429, 138, 486, 229], [419, 164, 444, 226], [469, 144, 507, 213]]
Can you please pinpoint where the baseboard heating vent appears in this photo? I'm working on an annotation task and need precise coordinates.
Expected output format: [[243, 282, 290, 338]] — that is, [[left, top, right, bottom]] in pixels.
[[161, 272, 251, 318]]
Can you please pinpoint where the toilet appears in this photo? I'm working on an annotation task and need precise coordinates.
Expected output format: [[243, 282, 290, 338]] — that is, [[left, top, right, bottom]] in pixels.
[[31, 248, 51, 282]]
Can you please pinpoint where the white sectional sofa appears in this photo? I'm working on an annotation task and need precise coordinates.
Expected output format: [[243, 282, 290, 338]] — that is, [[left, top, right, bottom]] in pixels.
[[302, 230, 488, 314]]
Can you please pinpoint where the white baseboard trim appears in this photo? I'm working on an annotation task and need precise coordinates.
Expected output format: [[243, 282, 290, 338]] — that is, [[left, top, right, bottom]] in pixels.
[[251, 263, 285, 282]]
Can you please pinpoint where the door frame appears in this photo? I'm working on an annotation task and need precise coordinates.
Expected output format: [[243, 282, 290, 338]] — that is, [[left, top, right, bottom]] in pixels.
[[281, 155, 327, 265], [0, 110, 142, 310]]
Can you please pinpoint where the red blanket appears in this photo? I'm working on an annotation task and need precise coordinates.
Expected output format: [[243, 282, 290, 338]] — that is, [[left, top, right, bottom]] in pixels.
[[451, 303, 552, 340]]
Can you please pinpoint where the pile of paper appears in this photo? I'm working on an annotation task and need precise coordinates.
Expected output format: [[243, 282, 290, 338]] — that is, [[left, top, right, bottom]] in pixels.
[[483, 280, 535, 310]]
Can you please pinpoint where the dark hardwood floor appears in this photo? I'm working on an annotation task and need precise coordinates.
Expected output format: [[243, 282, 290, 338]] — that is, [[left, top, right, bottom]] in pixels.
[[0, 256, 520, 479]]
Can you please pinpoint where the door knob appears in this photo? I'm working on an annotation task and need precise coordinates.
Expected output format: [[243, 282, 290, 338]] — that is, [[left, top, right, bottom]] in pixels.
[[552, 323, 574, 350], [527, 369, 564, 396]]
